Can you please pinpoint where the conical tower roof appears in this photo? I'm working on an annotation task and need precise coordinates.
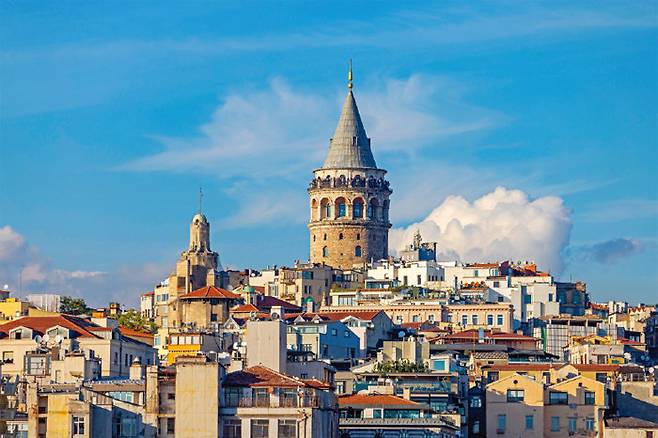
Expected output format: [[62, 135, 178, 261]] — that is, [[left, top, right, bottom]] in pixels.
[[322, 89, 377, 169]]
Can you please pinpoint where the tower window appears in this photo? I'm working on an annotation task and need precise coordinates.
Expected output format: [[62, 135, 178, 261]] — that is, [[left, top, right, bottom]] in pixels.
[[336, 197, 347, 218], [353, 199, 364, 219], [339, 233, 343, 240], [322, 246, 329, 257], [313, 235, 316, 242], [355, 246, 362, 257], [323, 234, 327, 241], [356, 233, 360, 240]]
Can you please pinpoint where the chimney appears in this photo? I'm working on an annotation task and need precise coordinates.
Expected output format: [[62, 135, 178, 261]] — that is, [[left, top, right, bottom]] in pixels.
[[130, 357, 143, 380], [306, 299, 315, 314]]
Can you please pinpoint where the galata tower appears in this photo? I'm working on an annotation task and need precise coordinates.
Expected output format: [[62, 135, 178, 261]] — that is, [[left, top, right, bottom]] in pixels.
[[308, 64, 392, 269]]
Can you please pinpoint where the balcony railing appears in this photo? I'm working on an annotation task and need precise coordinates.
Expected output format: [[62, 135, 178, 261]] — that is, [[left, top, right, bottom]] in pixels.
[[228, 396, 319, 408]]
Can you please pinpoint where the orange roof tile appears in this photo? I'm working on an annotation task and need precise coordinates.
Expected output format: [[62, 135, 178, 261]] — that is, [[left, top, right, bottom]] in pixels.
[[318, 310, 383, 321], [0, 315, 101, 339], [484, 363, 565, 372], [178, 286, 240, 300], [573, 364, 620, 372], [224, 365, 313, 388], [231, 303, 260, 313], [119, 327, 154, 339]]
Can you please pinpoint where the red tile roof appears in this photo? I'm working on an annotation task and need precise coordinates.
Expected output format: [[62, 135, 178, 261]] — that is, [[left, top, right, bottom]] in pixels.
[[119, 327, 154, 339], [617, 337, 644, 346], [484, 363, 565, 372], [231, 303, 260, 313], [573, 364, 620, 372], [400, 322, 423, 329], [444, 330, 538, 341], [256, 296, 301, 311], [0, 315, 101, 339], [338, 393, 423, 407], [178, 286, 240, 300], [318, 310, 383, 321], [224, 365, 313, 388]]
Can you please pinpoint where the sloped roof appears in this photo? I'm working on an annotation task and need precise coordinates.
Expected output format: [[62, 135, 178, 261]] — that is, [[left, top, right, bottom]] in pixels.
[[318, 310, 383, 322], [605, 417, 658, 429], [0, 315, 101, 339], [231, 303, 260, 313], [257, 296, 301, 311], [178, 286, 240, 300], [224, 365, 312, 388], [339, 393, 423, 407], [444, 330, 538, 341], [322, 90, 377, 169], [118, 327, 154, 340]]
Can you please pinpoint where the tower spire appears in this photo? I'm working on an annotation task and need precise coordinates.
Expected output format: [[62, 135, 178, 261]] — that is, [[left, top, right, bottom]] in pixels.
[[198, 187, 203, 214], [348, 59, 353, 90]]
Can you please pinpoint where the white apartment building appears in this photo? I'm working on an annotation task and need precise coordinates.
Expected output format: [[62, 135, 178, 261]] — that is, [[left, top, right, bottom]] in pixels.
[[487, 282, 560, 329], [367, 259, 444, 288], [440, 262, 500, 290]]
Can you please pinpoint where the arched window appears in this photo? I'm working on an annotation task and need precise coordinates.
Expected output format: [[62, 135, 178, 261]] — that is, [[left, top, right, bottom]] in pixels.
[[313, 235, 316, 242], [320, 198, 331, 219], [335, 197, 347, 218], [323, 234, 327, 241], [311, 199, 318, 221], [353, 198, 364, 219], [339, 233, 344, 240], [322, 246, 329, 257], [355, 246, 362, 257]]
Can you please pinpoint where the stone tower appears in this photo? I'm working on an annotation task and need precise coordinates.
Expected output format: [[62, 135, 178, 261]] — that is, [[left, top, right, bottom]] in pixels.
[[308, 66, 392, 269]]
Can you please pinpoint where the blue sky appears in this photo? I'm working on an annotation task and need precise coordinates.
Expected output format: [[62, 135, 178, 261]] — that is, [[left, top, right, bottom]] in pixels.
[[1, 1, 656, 307]]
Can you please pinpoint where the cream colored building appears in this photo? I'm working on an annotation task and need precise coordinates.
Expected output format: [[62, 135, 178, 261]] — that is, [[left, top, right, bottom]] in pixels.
[[448, 303, 514, 332]]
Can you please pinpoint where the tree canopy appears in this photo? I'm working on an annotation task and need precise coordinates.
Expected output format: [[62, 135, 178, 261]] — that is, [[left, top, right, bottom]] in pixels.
[[117, 309, 157, 333], [59, 296, 90, 315]]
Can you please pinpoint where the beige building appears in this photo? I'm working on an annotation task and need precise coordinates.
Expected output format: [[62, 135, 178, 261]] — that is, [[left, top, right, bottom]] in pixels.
[[308, 68, 392, 269], [0, 314, 156, 378], [448, 303, 514, 332], [323, 302, 447, 326], [486, 372, 607, 437]]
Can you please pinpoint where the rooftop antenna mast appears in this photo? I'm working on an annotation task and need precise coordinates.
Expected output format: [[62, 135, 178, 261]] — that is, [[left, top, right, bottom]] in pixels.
[[198, 187, 204, 214]]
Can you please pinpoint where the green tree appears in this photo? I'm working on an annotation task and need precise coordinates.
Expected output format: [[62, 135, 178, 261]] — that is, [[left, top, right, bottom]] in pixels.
[[59, 296, 90, 315], [117, 309, 157, 333]]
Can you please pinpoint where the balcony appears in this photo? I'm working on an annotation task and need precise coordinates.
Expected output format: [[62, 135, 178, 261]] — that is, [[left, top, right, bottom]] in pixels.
[[228, 396, 320, 409]]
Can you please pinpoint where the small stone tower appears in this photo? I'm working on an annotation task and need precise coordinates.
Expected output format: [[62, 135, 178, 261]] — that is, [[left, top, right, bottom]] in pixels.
[[308, 64, 392, 269]]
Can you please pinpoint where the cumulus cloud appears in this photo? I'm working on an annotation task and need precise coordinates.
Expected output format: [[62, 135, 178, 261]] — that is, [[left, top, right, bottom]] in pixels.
[[0, 225, 168, 307], [390, 187, 572, 273], [572, 238, 647, 264]]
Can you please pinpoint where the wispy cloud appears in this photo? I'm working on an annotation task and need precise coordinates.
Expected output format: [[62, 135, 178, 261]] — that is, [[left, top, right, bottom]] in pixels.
[[569, 237, 650, 264], [577, 198, 658, 223], [0, 225, 169, 307]]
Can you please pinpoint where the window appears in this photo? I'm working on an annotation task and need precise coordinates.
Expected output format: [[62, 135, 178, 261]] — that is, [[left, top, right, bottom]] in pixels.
[[331, 328, 337, 336], [25, 355, 49, 376], [525, 415, 534, 430], [473, 420, 480, 434], [524, 293, 532, 304], [2, 351, 13, 363], [569, 417, 577, 434], [496, 314, 504, 326], [373, 409, 382, 418], [355, 246, 362, 257], [403, 276, 408, 285], [167, 418, 175, 434], [251, 419, 269, 438], [339, 233, 344, 240], [507, 389, 525, 402], [548, 293, 554, 301], [472, 315, 478, 325], [278, 420, 296, 438], [596, 373, 607, 383], [167, 393, 175, 401], [487, 314, 493, 325], [412, 315, 419, 323], [356, 233, 360, 240], [417, 275, 422, 285], [337, 202, 346, 217], [551, 416, 560, 432], [497, 414, 506, 433], [223, 419, 241, 438], [493, 281, 500, 287], [549, 391, 568, 405], [323, 233, 327, 241], [470, 396, 482, 408], [584, 391, 595, 405], [322, 246, 328, 257], [487, 371, 499, 383], [279, 388, 298, 407], [72, 416, 85, 435], [353, 201, 363, 219], [585, 417, 595, 432], [461, 315, 468, 326], [336, 381, 345, 394], [432, 360, 446, 371]]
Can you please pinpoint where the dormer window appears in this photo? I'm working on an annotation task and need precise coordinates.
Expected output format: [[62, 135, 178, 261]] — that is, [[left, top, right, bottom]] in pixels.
[[46, 326, 70, 340], [9, 327, 32, 340]]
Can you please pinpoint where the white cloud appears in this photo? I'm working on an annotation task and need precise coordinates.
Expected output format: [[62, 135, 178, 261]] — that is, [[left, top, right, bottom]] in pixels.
[[0, 225, 168, 307], [390, 187, 572, 273]]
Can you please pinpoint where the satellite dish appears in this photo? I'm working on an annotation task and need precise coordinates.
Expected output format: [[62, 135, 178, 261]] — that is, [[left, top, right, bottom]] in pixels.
[[34, 335, 42, 344], [55, 335, 63, 344], [42, 334, 50, 343], [398, 331, 405, 338], [271, 312, 280, 320], [649, 367, 655, 374]]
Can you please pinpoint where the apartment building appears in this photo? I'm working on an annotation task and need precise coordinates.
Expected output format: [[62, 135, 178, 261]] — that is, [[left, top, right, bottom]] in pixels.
[[486, 372, 606, 437], [447, 303, 514, 332]]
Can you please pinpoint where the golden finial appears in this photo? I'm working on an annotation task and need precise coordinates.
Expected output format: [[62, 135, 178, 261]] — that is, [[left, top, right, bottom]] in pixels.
[[348, 59, 353, 89]]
